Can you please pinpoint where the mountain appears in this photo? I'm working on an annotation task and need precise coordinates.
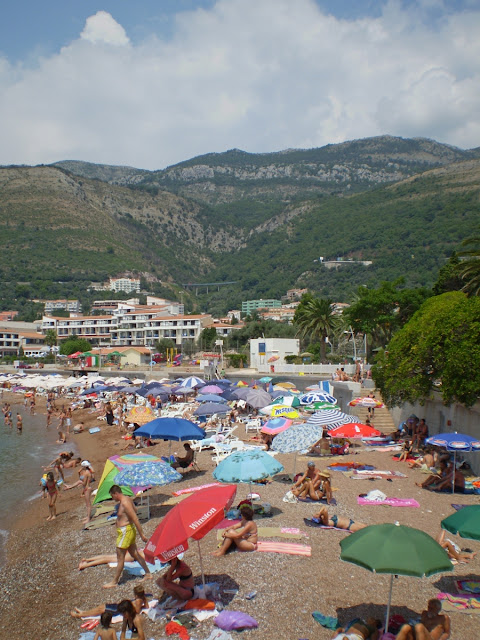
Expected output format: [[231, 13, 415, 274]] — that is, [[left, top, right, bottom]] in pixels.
[[0, 136, 478, 314]]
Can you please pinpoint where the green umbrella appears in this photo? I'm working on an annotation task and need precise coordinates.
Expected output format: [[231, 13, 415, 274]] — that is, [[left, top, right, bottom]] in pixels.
[[442, 505, 480, 541], [82, 351, 94, 357], [340, 523, 452, 633], [93, 461, 134, 504], [305, 402, 340, 411]]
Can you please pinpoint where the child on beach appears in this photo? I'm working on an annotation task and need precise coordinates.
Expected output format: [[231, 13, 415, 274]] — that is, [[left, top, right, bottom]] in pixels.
[[93, 612, 116, 640], [43, 471, 59, 521]]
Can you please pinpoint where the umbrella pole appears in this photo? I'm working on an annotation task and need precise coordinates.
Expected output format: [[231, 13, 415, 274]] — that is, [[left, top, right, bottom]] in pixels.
[[197, 539, 206, 590], [452, 451, 456, 494], [291, 452, 297, 482], [385, 574, 394, 634]]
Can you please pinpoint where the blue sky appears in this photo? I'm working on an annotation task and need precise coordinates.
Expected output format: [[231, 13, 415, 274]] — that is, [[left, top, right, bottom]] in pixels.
[[0, 0, 479, 169]]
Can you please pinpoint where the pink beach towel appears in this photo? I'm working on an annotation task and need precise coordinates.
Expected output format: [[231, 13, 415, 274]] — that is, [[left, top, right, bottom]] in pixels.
[[357, 497, 420, 507], [256, 541, 311, 556], [173, 482, 222, 496]]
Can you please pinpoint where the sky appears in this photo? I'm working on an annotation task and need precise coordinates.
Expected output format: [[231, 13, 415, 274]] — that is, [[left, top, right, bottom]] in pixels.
[[0, 0, 479, 170]]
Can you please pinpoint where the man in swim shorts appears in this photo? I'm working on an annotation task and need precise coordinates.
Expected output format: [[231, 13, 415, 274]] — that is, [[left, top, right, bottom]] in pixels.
[[103, 485, 151, 589], [396, 599, 450, 640]]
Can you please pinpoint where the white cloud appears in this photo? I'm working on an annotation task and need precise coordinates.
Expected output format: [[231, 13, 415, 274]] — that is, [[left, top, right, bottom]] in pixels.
[[0, 0, 479, 169], [80, 11, 130, 46]]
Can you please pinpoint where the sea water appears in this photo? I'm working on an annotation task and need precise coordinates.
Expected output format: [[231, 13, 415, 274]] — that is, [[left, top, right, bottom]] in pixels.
[[0, 400, 76, 567]]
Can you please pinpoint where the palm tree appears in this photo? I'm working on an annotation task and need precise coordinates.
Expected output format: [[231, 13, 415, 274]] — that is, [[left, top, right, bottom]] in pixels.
[[458, 233, 480, 297], [44, 328, 58, 364], [294, 296, 337, 363]]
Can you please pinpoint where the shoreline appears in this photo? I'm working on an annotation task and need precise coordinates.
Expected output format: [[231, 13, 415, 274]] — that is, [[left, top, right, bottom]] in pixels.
[[1, 385, 479, 640]]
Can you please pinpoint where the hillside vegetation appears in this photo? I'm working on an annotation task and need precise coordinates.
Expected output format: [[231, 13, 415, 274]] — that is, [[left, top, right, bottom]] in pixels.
[[0, 137, 478, 314]]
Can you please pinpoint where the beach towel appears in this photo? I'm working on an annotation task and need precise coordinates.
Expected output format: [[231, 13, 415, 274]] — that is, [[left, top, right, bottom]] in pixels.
[[88, 427, 101, 434], [357, 497, 420, 508], [108, 557, 167, 575], [312, 612, 338, 629], [457, 580, 480, 594], [255, 540, 311, 556], [217, 527, 306, 541], [347, 470, 406, 479], [173, 483, 222, 496], [298, 496, 337, 505], [303, 517, 352, 533], [437, 592, 480, 611]]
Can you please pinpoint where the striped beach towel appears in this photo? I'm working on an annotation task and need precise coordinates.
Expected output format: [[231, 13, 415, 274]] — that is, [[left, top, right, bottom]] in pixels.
[[256, 541, 311, 556]]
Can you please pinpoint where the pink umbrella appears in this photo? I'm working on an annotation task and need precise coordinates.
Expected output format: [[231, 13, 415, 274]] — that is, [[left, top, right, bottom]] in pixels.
[[261, 417, 293, 435], [201, 385, 223, 394]]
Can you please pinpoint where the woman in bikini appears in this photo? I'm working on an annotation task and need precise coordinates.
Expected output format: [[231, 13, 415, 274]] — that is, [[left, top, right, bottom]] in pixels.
[[44, 471, 59, 521], [156, 556, 195, 602], [64, 460, 95, 524], [212, 505, 258, 556], [312, 506, 367, 532], [117, 599, 145, 640]]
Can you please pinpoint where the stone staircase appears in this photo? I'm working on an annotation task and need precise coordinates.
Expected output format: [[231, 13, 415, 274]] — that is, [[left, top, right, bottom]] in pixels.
[[349, 391, 396, 435]]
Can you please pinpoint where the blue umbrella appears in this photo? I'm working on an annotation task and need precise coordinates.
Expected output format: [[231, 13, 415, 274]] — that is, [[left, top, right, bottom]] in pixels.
[[213, 449, 284, 484], [180, 376, 206, 388], [272, 422, 325, 479], [193, 402, 229, 416], [115, 461, 182, 487], [232, 388, 250, 400], [426, 432, 480, 492], [220, 389, 237, 401], [196, 394, 228, 403], [299, 392, 337, 405], [172, 387, 196, 396], [135, 417, 205, 441]]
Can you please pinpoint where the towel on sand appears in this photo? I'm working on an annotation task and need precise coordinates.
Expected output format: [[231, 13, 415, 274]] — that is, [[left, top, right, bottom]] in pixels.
[[357, 497, 420, 507], [312, 612, 338, 629], [457, 580, 480, 594], [217, 526, 306, 541], [256, 541, 311, 556], [437, 593, 480, 611], [108, 557, 167, 575]]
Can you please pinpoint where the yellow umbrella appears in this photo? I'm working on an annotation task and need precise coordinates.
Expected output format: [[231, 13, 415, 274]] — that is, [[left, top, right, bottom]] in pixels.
[[126, 406, 155, 425], [261, 405, 300, 419], [274, 382, 296, 389]]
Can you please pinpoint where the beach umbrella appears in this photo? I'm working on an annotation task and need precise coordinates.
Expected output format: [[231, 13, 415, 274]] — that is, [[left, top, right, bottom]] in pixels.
[[115, 461, 182, 487], [426, 432, 480, 492], [144, 485, 237, 587], [261, 417, 293, 435], [134, 417, 205, 441], [201, 384, 224, 394], [193, 402, 229, 416], [267, 355, 280, 363], [299, 392, 337, 405], [272, 422, 324, 479], [232, 388, 250, 400], [349, 397, 385, 408], [271, 395, 301, 407], [328, 422, 381, 439], [305, 401, 340, 412], [340, 523, 452, 633], [213, 449, 284, 485], [93, 459, 135, 504], [307, 409, 357, 431], [172, 386, 196, 395], [441, 505, 480, 541], [220, 388, 237, 401], [180, 376, 205, 388], [196, 394, 228, 404], [119, 385, 143, 394], [233, 380, 249, 387], [259, 376, 272, 383], [260, 404, 300, 419], [274, 381, 296, 389], [270, 389, 293, 399], [125, 406, 155, 425], [245, 388, 272, 409]]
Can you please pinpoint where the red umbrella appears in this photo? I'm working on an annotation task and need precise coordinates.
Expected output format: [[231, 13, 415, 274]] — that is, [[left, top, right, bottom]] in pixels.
[[144, 484, 237, 586], [328, 422, 381, 439]]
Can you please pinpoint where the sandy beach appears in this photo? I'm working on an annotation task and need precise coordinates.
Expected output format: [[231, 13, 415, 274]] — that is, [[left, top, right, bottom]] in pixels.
[[1, 388, 479, 640]]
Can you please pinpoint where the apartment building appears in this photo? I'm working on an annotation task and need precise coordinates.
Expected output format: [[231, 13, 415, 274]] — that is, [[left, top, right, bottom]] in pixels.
[[44, 299, 82, 314], [109, 277, 141, 293], [0, 323, 45, 357], [241, 299, 282, 314]]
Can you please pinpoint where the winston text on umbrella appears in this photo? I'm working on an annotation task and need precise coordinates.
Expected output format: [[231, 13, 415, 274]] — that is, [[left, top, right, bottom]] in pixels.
[[189, 508, 217, 531]]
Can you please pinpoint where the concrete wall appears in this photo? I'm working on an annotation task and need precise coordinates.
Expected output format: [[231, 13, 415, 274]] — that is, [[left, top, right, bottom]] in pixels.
[[391, 393, 480, 474]]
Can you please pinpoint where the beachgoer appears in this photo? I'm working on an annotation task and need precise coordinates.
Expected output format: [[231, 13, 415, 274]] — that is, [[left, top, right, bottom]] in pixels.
[[56, 431, 67, 444], [71, 584, 148, 618], [44, 455, 66, 481], [412, 418, 429, 450], [66, 407, 72, 433], [16, 413, 23, 432], [105, 402, 115, 426], [73, 422, 84, 433], [415, 460, 449, 490], [292, 461, 320, 497], [78, 550, 148, 570], [312, 506, 367, 532], [93, 612, 116, 640], [436, 530, 477, 563], [156, 556, 195, 602], [313, 470, 333, 503], [332, 617, 380, 639], [170, 443, 194, 470], [63, 456, 82, 469], [103, 485, 150, 588], [212, 505, 258, 556], [431, 466, 465, 493], [117, 599, 145, 640], [409, 447, 436, 470], [63, 460, 95, 524], [396, 599, 450, 640], [309, 435, 331, 456], [43, 471, 59, 521]]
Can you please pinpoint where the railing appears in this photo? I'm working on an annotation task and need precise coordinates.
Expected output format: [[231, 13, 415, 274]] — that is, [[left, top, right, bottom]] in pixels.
[[256, 363, 357, 375]]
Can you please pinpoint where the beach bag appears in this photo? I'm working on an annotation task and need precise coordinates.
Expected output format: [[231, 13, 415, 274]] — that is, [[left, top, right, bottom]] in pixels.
[[214, 610, 258, 631], [283, 490, 298, 503]]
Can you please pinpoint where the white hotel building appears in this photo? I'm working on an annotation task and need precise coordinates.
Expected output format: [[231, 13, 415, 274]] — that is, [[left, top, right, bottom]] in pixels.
[[42, 306, 212, 348]]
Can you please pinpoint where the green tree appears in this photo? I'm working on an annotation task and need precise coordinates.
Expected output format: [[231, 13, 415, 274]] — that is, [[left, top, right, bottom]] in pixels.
[[44, 329, 58, 351], [293, 294, 336, 363], [154, 338, 176, 355], [198, 327, 218, 350], [59, 337, 92, 356], [372, 291, 480, 408], [432, 255, 463, 295], [458, 233, 480, 296]]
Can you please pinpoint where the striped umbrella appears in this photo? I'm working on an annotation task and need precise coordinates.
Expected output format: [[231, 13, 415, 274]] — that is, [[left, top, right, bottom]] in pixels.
[[271, 422, 324, 479], [306, 409, 357, 432], [180, 376, 205, 388]]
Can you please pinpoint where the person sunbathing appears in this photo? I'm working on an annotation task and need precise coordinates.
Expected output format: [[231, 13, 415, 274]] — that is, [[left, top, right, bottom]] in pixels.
[[71, 584, 148, 619], [396, 598, 450, 640], [437, 530, 477, 563], [295, 469, 333, 503], [415, 460, 449, 490], [156, 556, 195, 602], [332, 617, 380, 639], [309, 435, 331, 456], [78, 549, 148, 570], [431, 467, 466, 493], [312, 506, 367, 532], [292, 461, 320, 497], [212, 505, 258, 556], [409, 447, 436, 470]]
